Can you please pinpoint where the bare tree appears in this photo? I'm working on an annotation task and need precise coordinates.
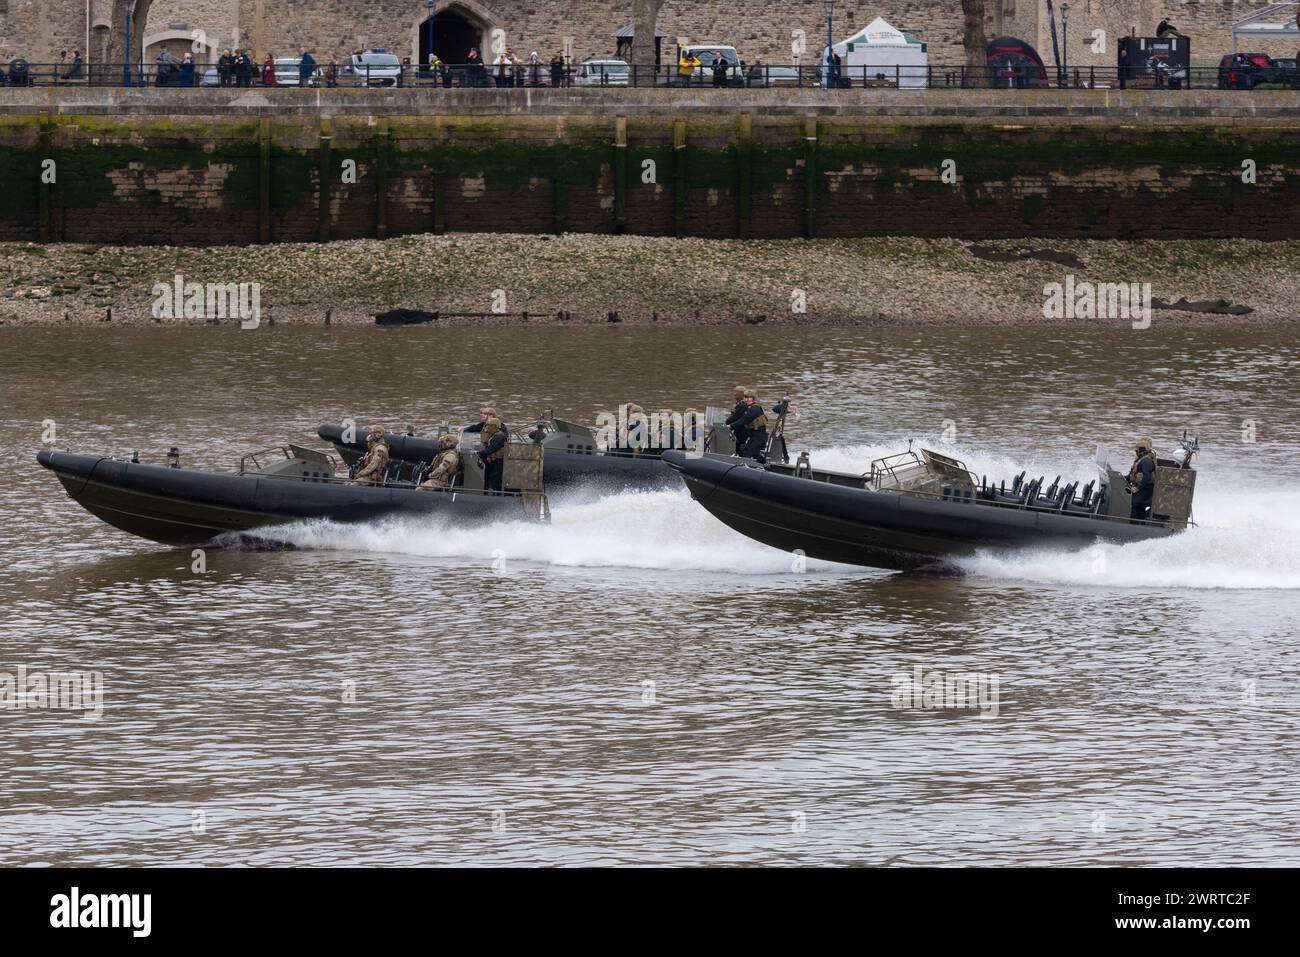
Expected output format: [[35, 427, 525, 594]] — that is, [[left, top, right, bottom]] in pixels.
[[961, 0, 988, 87], [630, 0, 666, 86]]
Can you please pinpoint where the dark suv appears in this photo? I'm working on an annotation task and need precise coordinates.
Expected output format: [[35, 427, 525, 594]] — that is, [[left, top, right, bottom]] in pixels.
[[1217, 53, 1276, 89], [1273, 57, 1300, 88]]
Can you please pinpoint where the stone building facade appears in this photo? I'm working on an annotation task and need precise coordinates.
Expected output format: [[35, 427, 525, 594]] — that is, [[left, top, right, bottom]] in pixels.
[[1, 1, 1297, 72]]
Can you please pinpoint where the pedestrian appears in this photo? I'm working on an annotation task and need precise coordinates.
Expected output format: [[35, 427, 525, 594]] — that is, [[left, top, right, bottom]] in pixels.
[[236, 49, 253, 87], [262, 53, 276, 86], [528, 51, 542, 87], [217, 48, 234, 86], [155, 44, 174, 87], [711, 51, 725, 88], [179, 53, 194, 87], [466, 47, 484, 87], [550, 52, 566, 87], [494, 49, 509, 87], [63, 50, 83, 81], [678, 50, 698, 87], [298, 47, 315, 86], [325, 55, 339, 88]]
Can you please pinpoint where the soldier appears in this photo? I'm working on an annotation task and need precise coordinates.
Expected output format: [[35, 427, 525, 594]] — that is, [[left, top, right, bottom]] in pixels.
[[683, 407, 703, 452], [1126, 435, 1157, 521], [724, 385, 748, 453], [418, 434, 462, 490], [477, 417, 508, 493], [657, 408, 678, 452], [625, 403, 647, 454], [351, 425, 390, 484], [462, 407, 507, 439], [730, 389, 770, 460]]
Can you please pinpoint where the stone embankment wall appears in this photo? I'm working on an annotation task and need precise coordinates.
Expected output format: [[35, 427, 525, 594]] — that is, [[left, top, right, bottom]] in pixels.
[[0, 87, 1297, 244]]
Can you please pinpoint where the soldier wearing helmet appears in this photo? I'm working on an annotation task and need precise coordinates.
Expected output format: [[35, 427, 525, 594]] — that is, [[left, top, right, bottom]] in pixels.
[[625, 403, 647, 454], [477, 417, 507, 492], [1126, 435, 1157, 521], [418, 434, 462, 491], [351, 425, 390, 485]]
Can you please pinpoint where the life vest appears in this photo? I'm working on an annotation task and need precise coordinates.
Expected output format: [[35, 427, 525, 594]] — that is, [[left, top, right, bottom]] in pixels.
[[480, 423, 505, 464], [747, 412, 769, 432]]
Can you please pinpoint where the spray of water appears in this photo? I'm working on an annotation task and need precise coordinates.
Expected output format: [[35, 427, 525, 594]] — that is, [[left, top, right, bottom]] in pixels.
[[254, 439, 1298, 590]]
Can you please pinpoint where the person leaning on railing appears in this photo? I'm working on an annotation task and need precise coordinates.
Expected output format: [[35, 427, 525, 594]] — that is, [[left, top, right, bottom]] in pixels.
[[63, 50, 84, 81]]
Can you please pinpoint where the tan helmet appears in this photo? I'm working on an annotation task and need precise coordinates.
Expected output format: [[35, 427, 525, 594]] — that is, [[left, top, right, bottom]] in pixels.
[[366, 424, 386, 446], [438, 433, 458, 451], [1137, 435, 1154, 452]]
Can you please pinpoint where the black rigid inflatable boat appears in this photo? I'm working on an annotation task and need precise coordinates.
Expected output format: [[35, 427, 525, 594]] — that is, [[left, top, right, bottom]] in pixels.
[[663, 438, 1199, 571], [37, 440, 548, 547]]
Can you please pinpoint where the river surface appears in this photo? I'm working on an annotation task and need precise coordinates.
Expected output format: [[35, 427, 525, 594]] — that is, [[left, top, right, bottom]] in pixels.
[[2, 324, 1298, 866]]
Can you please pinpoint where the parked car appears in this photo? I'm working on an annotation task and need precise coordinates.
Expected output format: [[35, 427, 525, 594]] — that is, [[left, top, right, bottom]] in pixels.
[[200, 67, 220, 87], [573, 58, 630, 86], [273, 58, 321, 87], [1217, 53, 1276, 89], [1273, 57, 1300, 88], [348, 51, 403, 87]]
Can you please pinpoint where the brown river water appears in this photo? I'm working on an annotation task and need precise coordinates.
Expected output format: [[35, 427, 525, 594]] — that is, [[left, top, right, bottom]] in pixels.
[[2, 323, 1298, 865]]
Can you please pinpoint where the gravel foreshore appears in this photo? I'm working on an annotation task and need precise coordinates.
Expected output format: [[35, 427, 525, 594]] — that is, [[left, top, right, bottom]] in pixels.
[[1, 234, 1296, 327]]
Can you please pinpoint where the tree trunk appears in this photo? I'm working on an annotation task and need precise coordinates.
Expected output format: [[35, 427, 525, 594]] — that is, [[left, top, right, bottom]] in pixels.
[[630, 0, 664, 87], [961, 0, 988, 88]]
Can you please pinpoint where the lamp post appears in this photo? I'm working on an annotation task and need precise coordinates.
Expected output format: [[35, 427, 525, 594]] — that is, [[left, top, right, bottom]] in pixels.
[[1061, 2, 1070, 87], [824, 0, 836, 89], [426, 0, 434, 77], [123, 0, 134, 87]]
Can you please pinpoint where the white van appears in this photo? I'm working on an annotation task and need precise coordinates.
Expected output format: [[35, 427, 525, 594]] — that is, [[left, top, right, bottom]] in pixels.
[[348, 51, 403, 87], [677, 45, 742, 86], [574, 58, 630, 86]]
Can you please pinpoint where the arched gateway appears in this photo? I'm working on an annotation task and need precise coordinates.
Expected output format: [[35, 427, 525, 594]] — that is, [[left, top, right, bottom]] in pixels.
[[411, 0, 499, 66]]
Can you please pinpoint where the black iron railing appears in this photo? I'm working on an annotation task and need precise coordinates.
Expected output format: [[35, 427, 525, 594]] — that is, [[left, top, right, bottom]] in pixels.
[[2, 61, 1296, 92]]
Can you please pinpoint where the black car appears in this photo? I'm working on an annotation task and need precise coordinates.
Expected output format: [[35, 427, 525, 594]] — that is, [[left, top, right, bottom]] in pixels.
[[1218, 53, 1276, 89], [1273, 57, 1300, 88]]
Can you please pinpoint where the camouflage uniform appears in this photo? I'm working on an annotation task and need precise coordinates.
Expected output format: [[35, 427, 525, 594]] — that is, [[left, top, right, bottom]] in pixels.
[[419, 434, 462, 490], [626, 402, 646, 454], [351, 425, 390, 484]]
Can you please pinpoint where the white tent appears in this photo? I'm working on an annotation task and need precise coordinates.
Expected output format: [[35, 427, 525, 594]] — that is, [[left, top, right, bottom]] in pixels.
[[832, 17, 929, 89]]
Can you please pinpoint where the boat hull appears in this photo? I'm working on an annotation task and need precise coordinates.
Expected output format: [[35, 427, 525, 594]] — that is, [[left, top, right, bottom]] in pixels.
[[37, 449, 530, 547], [662, 451, 1176, 570]]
